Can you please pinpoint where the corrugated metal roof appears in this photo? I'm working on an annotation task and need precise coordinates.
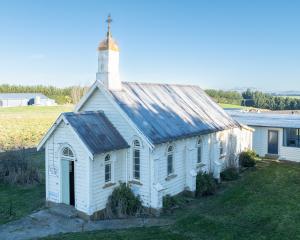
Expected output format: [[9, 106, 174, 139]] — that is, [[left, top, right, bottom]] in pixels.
[[227, 110, 300, 129], [64, 111, 129, 154], [110, 82, 240, 144], [0, 93, 48, 100]]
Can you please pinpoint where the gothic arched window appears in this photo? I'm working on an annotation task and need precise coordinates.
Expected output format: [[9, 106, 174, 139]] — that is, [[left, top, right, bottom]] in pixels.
[[197, 139, 202, 163], [167, 145, 174, 175], [104, 154, 111, 183], [133, 140, 140, 180]]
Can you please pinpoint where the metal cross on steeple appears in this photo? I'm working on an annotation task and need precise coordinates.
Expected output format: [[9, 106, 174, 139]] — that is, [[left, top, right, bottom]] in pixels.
[[106, 14, 112, 37]]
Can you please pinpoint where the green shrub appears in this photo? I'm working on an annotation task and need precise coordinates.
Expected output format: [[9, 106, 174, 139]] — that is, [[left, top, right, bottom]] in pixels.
[[162, 194, 190, 213], [196, 172, 217, 197], [239, 150, 257, 167], [221, 168, 239, 181], [105, 183, 142, 218], [163, 194, 177, 212]]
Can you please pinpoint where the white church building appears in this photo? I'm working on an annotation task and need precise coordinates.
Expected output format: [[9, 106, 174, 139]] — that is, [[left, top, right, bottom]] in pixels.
[[38, 16, 253, 219]]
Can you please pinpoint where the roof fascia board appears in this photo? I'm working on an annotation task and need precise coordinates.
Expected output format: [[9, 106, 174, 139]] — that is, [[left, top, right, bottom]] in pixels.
[[74, 81, 99, 112], [37, 114, 64, 151]]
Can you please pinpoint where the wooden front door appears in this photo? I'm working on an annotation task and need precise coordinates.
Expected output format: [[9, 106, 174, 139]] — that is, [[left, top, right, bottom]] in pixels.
[[268, 130, 278, 154]]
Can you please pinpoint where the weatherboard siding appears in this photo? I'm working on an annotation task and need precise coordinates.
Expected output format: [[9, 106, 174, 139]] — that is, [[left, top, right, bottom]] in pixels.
[[45, 121, 91, 213], [251, 126, 300, 162], [79, 87, 151, 207], [91, 149, 127, 212], [151, 127, 250, 203]]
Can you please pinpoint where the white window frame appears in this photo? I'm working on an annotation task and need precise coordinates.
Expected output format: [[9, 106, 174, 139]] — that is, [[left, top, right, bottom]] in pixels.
[[219, 140, 226, 157], [197, 139, 202, 163], [104, 154, 112, 183], [167, 145, 174, 176], [133, 140, 141, 181], [62, 146, 75, 159]]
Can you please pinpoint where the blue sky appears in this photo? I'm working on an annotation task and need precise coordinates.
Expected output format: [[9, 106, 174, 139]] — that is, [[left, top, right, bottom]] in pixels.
[[0, 0, 299, 91]]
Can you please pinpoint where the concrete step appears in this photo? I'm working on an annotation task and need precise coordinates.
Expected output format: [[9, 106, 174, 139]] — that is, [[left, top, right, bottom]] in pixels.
[[48, 203, 79, 219], [265, 154, 279, 160]]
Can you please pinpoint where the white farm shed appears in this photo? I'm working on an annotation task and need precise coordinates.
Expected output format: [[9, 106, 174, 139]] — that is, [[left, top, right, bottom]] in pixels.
[[229, 110, 300, 162], [0, 93, 55, 107], [37, 17, 253, 219]]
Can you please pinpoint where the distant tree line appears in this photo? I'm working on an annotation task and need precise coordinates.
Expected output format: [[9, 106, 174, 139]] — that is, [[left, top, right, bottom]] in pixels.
[[242, 89, 300, 110], [205, 89, 243, 105], [0, 84, 89, 104], [205, 88, 300, 110]]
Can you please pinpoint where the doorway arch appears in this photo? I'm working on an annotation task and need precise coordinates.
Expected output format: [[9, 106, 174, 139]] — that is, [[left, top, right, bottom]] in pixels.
[[60, 146, 76, 206]]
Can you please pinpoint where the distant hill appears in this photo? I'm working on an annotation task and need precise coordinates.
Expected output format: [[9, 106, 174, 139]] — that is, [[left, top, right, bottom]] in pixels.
[[270, 91, 300, 97]]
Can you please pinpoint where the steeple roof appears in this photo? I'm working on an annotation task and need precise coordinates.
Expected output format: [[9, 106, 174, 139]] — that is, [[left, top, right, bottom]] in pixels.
[[98, 14, 119, 52]]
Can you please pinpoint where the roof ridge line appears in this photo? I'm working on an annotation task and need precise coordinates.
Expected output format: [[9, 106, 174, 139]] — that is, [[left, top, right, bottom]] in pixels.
[[122, 81, 202, 88]]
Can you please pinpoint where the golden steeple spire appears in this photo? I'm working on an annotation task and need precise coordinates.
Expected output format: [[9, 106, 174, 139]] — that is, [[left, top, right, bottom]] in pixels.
[[98, 14, 119, 52]]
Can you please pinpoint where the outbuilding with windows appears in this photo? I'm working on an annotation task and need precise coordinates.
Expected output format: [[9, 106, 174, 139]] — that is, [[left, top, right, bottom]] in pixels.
[[229, 110, 300, 162]]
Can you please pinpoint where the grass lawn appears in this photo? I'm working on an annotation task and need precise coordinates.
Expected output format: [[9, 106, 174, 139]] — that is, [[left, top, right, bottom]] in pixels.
[[43, 160, 300, 240], [0, 105, 73, 150], [219, 103, 251, 109], [0, 184, 45, 225], [0, 150, 45, 224]]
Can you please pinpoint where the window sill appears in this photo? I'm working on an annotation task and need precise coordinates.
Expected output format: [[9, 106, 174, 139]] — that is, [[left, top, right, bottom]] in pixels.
[[128, 180, 143, 186], [102, 182, 116, 189], [165, 174, 177, 181], [196, 163, 206, 168]]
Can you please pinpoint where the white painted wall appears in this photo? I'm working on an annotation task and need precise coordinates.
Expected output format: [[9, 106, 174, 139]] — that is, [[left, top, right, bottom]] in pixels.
[[45, 121, 91, 214], [96, 49, 121, 91], [150, 126, 252, 209], [251, 126, 300, 162], [79, 87, 152, 208], [90, 149, 127, 212]]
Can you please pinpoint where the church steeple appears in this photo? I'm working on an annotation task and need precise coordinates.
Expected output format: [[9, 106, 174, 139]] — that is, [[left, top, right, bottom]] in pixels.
[[96, 14, 121, 90]]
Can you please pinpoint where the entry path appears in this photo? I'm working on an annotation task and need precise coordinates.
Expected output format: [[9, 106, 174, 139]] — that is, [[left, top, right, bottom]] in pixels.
[[0, 205, 174, 240]]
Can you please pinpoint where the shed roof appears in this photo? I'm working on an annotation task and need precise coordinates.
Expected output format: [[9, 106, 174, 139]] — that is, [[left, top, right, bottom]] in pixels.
[[0, 93, 48, 100], [227, 110, 300, 129], [109, 82, 240, 144], [63, 111, 129, 154]]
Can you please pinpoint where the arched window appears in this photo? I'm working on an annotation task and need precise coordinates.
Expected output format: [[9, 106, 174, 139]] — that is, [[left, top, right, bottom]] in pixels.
[[133, 140, 140, 180], [197, 139, 202, 163], [220, 141, 226, 156], [167, 145, 174, 175], [104, 154, 111, 183], [62, 147, 74, 158]]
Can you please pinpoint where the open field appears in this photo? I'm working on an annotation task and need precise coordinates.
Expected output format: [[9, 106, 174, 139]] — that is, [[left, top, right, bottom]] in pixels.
[[219, 103, 250, 109], [0, 105, 73, 150], [40, 160, 300, 240]]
